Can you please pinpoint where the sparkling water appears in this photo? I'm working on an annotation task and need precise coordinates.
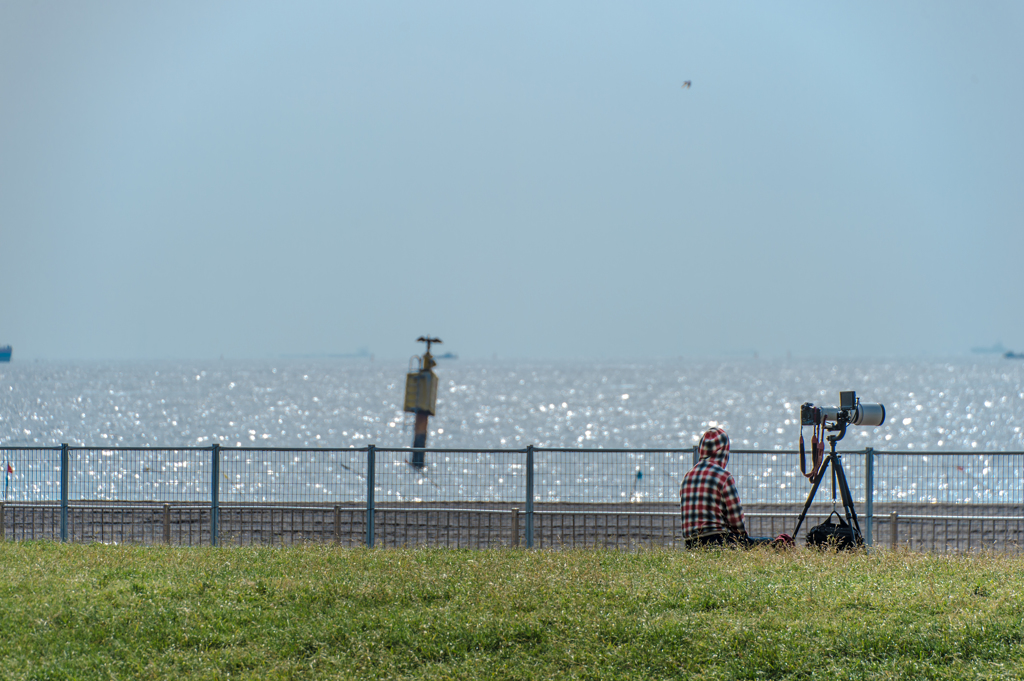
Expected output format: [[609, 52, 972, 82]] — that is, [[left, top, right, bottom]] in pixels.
[[1, 358, 1021, 503]]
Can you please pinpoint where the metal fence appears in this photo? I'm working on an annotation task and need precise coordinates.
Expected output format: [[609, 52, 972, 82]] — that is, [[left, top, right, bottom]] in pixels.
[[1, 445, 1021, 553]]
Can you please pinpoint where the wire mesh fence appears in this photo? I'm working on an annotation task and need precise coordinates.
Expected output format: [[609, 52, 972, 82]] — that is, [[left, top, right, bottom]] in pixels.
[[373, 448, 527, 505], [218, 504, 366, 547], [215, 447, 368, 546], [370, 448, 526, 548], [69, 447, 211, 502], [0, 445, 1021, 552], [1, 446, 61, 503], [0, 502, 60, 541], [0, 447, 62, 541], [64, 503, 211, 546], [532, 510, 677, 549], [63, 447, 211, 545], [531, 448, 691, 504], [219, 447, 367, 504], [871, 451, 1024, 553], [373, 507, 517, 549]]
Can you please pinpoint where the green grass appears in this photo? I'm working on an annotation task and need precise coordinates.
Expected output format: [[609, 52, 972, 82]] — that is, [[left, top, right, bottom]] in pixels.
[[1, 543, 1023, 680]]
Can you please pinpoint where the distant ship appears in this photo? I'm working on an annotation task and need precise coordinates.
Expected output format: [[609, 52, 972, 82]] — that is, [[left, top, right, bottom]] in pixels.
[[1006, 351, 1024, 360], [972, 342, 1008, 354], [0, 346, 10, 362]]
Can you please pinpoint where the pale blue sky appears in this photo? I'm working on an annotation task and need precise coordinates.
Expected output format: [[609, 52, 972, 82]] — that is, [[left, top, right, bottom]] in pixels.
[[2, 2, 1022, 360]]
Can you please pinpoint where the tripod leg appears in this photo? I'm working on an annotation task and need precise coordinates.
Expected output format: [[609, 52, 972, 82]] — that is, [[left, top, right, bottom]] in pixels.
[[793, 459, 830, 538], [831, 462, 838, 510], [833, 459, 863, 538]]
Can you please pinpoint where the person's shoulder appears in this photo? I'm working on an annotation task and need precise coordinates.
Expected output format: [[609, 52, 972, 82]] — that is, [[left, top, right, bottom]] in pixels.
[[690, 460, 729, 479], [709, 462, 732, 481]]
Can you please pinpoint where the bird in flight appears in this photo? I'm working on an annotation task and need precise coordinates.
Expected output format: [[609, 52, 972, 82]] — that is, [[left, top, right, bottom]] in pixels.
[[682, 81, 691, 89]]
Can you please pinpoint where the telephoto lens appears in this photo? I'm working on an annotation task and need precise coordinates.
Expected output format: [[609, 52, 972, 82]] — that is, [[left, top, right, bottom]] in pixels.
[[851, 403, 885, 427]]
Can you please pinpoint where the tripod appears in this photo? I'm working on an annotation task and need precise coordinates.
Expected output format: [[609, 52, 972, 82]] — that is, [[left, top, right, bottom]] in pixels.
[[792, 429, 863, 541]]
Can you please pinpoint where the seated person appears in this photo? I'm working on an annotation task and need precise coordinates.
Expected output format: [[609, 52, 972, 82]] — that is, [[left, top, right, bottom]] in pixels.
[[680, 427, 773, 548]]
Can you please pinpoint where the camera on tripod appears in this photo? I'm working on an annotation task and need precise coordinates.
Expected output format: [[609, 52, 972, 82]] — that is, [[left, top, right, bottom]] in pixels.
[[800, 391, 885, 429], [799, 390, 885, 482], [793, 390, 887, 548]]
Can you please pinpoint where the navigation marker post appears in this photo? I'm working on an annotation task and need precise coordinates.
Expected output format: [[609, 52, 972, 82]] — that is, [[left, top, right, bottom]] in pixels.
[[404, 336, 441, 469]]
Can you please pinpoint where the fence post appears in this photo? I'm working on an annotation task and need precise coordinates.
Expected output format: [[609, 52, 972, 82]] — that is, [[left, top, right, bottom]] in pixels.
[[163, 503, 171, 545], [210, 443, 220, 547], [525, 445, 534, 548], [890, 511, 898, 550], [864, 448, 874, 547], [684, 444, 698, 551], [511, 507, 520, 548], [334, 505, 341, 545], [60, 443, 69, 542], [0, 502, 4, 541], [366, 445, 375, 547]]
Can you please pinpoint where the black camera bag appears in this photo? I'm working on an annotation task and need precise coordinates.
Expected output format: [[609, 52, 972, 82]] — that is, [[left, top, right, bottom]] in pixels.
[[805, 511, 862, 550]]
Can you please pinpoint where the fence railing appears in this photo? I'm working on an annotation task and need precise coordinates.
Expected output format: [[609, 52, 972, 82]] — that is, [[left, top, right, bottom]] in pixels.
[[1, 445, 1021, 552]]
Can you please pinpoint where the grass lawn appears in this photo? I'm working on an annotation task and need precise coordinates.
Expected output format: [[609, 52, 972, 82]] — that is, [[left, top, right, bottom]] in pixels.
[[0, 542, 1022, 680]]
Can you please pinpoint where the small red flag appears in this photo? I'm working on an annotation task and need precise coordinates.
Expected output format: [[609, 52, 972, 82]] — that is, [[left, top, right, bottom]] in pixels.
[[5, 464, 11, 474]]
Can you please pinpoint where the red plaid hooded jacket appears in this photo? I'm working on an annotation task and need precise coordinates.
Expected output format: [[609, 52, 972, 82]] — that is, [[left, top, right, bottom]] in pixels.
[[680, 427, 747, 539]]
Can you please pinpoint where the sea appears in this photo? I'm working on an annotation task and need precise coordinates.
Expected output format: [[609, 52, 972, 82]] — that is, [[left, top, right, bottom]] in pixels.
[[1, 358, 1022, 504]]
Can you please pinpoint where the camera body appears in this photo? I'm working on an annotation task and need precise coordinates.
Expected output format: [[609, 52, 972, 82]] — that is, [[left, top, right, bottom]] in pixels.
[[801, 390, 885, 428]]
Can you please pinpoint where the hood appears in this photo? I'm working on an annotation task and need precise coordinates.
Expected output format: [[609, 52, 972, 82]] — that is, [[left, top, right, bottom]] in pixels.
[[698, 427, 730, 468]]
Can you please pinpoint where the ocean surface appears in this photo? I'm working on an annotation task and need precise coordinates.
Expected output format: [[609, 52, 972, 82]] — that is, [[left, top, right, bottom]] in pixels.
[[1, 358, 1022, 504]]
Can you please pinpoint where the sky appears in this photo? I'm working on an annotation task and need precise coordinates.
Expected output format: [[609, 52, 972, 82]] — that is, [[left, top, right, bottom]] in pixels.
[[1, 1, 1022, 361]]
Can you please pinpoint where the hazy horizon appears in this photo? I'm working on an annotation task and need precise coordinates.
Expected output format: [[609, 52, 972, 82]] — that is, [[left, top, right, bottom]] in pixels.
[[2, 352, 1020, 364]]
